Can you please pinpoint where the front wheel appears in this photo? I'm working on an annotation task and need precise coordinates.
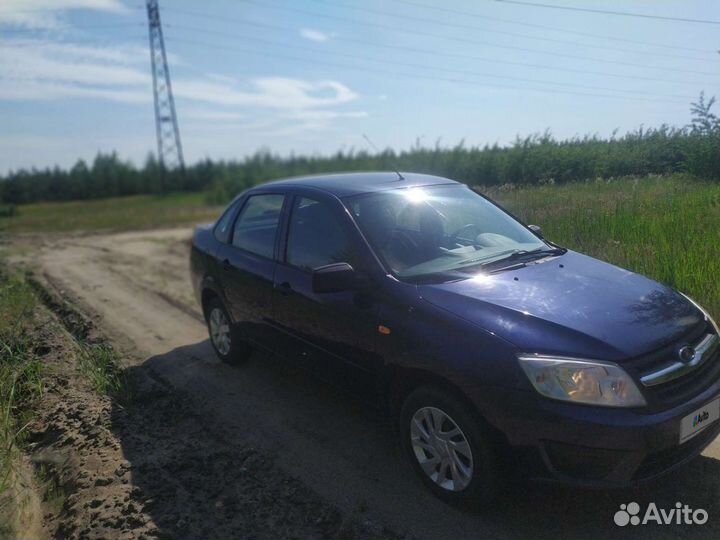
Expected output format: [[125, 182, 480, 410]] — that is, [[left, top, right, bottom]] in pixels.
[[205, 298, 251, 365], [400, 386, 499, 507]]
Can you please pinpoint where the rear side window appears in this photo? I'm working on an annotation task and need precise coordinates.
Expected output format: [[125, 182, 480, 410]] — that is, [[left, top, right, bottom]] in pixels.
[[213, 201, 239, 244], [286, 197, 355, 271], [232, 194, 285, 258]]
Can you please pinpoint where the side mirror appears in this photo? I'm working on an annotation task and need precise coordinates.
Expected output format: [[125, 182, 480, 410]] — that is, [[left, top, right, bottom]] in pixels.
[[312, 262, 356, 294], [528, 224, 543, 238]]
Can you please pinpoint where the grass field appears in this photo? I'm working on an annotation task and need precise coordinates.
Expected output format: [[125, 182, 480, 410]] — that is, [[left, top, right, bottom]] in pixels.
[[0, 192, 221, 234], [0, 173, 718, 319]]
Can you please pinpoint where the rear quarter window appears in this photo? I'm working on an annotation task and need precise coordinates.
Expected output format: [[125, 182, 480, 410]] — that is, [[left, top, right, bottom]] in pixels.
[[213, 201, 240, 244]]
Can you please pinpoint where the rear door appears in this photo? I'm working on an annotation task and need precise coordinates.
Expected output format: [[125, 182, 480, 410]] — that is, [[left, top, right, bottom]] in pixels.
[[216, 192, 287, 350], [271, 192, 382, 396]]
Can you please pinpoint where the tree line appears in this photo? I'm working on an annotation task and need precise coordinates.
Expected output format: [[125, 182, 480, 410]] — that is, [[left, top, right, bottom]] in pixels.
[[2, 95, 718, 206]]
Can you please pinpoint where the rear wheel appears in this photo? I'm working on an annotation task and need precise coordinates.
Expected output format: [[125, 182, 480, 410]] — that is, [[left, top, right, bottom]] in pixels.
[[205, 297, 251, 365], [400, 386, 499, 507]]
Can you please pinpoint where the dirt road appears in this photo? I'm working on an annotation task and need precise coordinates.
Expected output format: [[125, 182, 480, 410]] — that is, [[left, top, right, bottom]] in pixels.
[[28, 228, 720, 539]]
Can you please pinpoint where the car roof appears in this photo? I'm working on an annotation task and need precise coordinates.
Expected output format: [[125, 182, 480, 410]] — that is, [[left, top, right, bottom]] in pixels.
[[256, 172, 459, 198]]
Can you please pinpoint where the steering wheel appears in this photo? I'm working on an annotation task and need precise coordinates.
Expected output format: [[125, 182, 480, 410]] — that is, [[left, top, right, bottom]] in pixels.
[[450, 224, 480, 246]]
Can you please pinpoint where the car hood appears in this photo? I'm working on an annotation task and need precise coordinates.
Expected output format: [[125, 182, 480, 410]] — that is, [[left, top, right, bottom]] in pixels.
[[417, 251, 703, 361]]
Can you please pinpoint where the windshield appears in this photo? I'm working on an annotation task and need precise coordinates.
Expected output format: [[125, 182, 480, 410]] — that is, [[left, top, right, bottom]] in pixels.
[[346, 184, 548, 278]]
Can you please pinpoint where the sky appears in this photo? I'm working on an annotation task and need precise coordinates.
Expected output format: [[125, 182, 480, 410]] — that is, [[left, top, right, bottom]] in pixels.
[[1, 0, 719, 174]]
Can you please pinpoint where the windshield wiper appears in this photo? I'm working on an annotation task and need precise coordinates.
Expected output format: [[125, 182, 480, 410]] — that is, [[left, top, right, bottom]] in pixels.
[[488, 246, 566, 267], [496, 248, 566, 264], [454, 246, 566, 272]]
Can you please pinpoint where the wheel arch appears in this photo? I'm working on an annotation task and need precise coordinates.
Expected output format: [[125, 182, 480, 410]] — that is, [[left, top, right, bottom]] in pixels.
[[385, 366, 475, 417], [385, 365, 510, 451]]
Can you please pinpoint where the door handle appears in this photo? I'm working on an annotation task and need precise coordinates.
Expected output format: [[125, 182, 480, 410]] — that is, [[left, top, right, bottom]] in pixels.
[[276, 281, 293, 296]]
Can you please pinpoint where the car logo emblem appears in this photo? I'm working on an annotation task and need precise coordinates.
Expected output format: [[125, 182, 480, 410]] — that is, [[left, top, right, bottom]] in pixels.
[[678, 346, 696, 364]]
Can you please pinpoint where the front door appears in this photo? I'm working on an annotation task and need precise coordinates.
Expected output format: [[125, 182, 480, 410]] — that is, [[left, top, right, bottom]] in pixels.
[[272, 194, 381, 396]]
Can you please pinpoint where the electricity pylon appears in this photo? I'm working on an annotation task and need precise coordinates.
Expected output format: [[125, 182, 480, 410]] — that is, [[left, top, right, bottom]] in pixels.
[[146, 0, 184, 172]]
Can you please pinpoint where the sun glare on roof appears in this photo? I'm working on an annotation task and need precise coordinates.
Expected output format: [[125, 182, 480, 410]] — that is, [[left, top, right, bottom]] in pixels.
[[404, 188, 428, 204]]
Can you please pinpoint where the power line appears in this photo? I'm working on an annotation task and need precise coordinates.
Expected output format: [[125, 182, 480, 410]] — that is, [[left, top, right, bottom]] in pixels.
[[389, 0, 712, 54], [164, 7, 717, 88], [166, 23, 695, 102], [0, 5, 144, 14], [1, 22, 144, 33], [309, 0, 713, 63], [164, 35, 691, 106], [494, 0, 720, 25], [233, 0, 720, 78], [0, 35, 148, 48]]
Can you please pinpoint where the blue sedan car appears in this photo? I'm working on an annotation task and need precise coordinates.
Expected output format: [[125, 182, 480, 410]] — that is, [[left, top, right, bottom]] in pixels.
[[190, 172, 720, 505]]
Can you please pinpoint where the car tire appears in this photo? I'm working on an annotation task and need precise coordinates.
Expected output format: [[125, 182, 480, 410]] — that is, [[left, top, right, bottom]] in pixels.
[[205, 297, 251, 365], [400, 385, 500, 508]]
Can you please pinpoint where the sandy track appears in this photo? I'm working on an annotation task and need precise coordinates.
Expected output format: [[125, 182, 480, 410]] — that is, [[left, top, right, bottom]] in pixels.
[[34, 228, 720, 540]]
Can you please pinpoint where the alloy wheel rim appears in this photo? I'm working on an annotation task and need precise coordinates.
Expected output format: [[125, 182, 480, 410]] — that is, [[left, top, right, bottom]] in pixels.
[[410, 406, 474, 492], [209, 308, 231, 356]]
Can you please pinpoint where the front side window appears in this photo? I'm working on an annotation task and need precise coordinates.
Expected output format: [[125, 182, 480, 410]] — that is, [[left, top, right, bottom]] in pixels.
[[232, 194, 285, 258], [286, 197, 355, 271], [347, 185, 548, 278]]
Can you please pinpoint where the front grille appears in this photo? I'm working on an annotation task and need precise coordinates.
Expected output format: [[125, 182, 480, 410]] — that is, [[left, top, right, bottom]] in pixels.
[[652, 344, 720, 404], [625, 321, 720, 408]]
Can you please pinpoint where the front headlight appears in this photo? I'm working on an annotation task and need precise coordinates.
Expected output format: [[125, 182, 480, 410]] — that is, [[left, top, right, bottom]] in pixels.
[[517, 355, 647, 407], [681, 293, 720, 335]]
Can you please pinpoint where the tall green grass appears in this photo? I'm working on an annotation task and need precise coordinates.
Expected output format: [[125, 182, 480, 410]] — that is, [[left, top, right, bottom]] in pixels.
[[485, 173, 720, 320], [77, 344, 131, 404], [0, 273, 42, 498]]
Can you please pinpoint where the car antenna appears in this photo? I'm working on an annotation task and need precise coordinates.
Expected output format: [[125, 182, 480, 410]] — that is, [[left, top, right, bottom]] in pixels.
[[362, 133, 405, 181]]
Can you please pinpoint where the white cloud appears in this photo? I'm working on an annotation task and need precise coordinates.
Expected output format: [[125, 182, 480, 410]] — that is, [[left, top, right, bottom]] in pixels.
[[173, 77, 359, 110], [23, 41, 148, 65], [176, 78, 366, 133], [300, 28, 330, 43], [0, 79, 147, 103], [0, 39, 150, 102], [0, 0, 129, 29], [1, 42, 149, 87]]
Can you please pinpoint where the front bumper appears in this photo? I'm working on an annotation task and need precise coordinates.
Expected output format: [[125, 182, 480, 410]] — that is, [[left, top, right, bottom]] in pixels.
[[473, 379, 720, 487]]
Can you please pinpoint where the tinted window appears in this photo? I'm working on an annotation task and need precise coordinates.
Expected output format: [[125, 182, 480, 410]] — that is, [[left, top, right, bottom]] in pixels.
[[232, 194, 285, 258], [286, 197, 354, 271], [213, 200, 239, 243]]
